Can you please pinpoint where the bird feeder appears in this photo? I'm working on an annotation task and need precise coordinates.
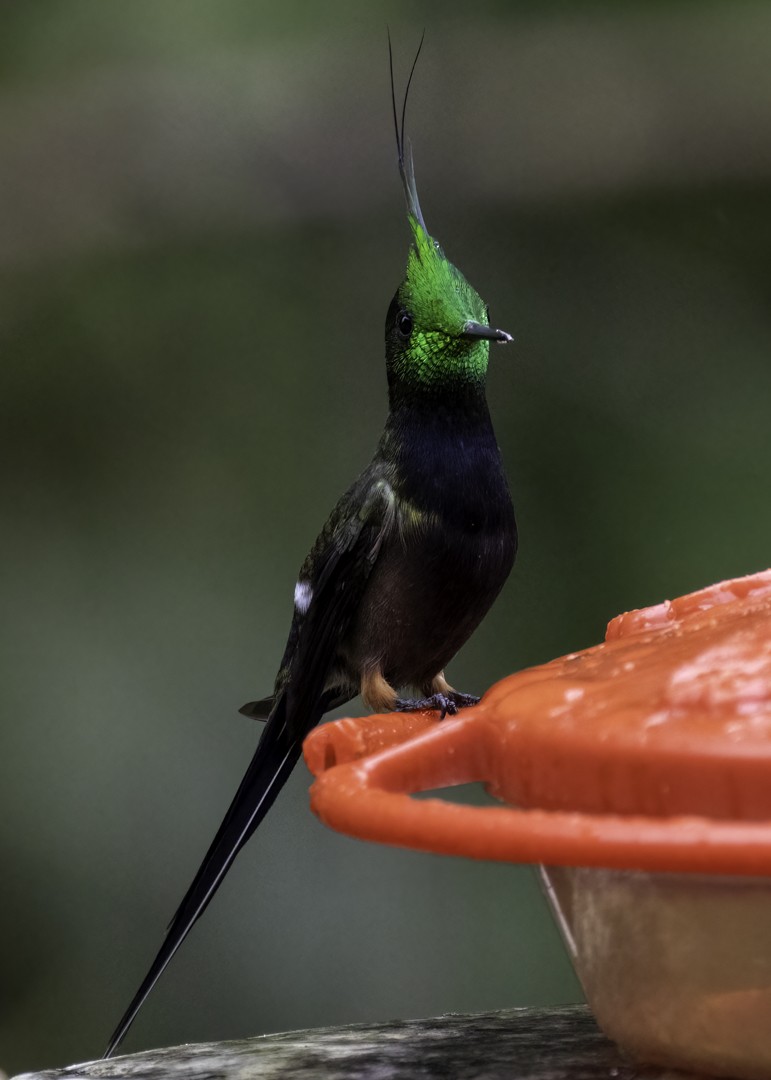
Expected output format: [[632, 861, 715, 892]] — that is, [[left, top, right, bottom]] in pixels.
[[304, 569, 771, 1079]]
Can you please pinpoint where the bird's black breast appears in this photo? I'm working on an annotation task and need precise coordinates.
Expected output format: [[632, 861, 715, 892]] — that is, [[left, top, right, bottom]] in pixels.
[[346, 398, 517, 690], [397, 405, 515, 535]]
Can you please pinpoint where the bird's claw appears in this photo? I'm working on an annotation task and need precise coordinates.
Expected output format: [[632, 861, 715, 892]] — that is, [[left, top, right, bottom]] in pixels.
[[396, 694, 456, 718], [395, 691, 480, 720], [446, 691, 481, 710]]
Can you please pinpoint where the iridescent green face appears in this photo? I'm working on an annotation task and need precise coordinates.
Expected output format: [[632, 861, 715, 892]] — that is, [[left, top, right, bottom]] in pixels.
[[388, 213, 511, 388]]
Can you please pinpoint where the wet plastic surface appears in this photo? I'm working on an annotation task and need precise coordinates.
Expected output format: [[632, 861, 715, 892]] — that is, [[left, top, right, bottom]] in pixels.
[[306, 569, 771, 874]]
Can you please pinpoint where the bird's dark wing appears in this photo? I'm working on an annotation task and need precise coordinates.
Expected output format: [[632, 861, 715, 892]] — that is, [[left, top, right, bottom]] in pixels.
[[104, 477, 395, 1058], [238, 694, 274, 719]]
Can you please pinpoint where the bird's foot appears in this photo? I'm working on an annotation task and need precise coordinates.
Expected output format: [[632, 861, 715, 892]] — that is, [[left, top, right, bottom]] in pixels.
[[396, 693, 457, 718], [395, 690, 479, 719]]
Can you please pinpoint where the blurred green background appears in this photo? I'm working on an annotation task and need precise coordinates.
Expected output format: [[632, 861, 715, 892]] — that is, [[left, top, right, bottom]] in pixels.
[[2, 0, 770, 1073]]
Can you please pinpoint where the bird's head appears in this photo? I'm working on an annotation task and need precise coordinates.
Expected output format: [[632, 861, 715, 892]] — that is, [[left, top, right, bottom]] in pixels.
[[385, 36, 511, 395]]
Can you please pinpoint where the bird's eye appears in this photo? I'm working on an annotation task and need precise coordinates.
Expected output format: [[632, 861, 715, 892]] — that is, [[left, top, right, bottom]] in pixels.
[[397, 311, 413, 338]]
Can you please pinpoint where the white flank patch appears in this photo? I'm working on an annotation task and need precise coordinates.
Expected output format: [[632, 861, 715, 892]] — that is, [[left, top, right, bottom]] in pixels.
[[294, 579, 312, 614]]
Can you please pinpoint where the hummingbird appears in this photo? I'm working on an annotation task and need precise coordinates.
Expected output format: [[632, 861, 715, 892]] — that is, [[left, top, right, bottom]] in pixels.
[[104, 38, 516, 1058]]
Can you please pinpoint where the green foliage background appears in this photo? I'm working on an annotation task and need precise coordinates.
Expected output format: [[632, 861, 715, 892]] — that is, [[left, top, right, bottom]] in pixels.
[[2, 1, 770, 1072]]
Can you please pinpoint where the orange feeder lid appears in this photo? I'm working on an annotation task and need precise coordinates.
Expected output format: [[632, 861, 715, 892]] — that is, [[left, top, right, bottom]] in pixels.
[[304, 570, 771, 875]]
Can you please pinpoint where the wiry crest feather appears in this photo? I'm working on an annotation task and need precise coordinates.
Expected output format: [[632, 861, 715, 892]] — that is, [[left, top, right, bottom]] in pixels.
[[386, 32, 499, 384], [388, 29, 427, 236]]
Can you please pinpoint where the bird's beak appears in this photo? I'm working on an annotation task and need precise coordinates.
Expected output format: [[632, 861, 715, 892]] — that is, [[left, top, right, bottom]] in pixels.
[[461, 321, 513, 344]]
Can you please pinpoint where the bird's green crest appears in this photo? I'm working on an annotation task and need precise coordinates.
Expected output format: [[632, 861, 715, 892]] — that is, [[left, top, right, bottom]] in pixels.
[[388, 34, 511, 388]]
